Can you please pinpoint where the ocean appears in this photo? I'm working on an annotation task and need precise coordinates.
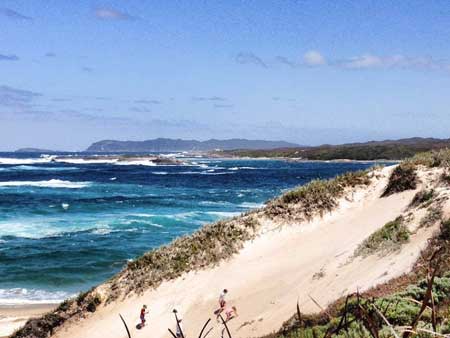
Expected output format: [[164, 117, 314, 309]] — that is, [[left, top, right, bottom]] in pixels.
[[0, 153, 379, 305]]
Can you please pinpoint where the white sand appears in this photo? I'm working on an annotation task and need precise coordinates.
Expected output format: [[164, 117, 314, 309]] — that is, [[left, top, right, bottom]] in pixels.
[[11, 166, 447, 338], [0, 304, 55, 338]]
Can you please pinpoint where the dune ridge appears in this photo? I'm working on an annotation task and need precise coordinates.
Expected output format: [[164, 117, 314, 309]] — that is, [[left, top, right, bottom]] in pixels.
[[10, 151, 450, 338]]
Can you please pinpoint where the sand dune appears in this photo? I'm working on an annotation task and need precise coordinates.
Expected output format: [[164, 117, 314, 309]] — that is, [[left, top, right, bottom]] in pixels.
[[41, 165, 446, 338]]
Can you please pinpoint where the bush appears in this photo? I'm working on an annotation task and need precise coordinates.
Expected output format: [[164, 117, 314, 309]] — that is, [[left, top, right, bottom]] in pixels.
[[86, 294, 102, 312], [382, 164, 417, 197], [408, 149, 450, 168], [409, 189, 435, 208], [354, 216, 410, 257], [440, 219, 450, 241], [419, 206, 443, 228]]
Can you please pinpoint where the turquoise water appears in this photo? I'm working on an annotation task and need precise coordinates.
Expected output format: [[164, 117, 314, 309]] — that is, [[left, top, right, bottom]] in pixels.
[[0, 153, 378, 304]]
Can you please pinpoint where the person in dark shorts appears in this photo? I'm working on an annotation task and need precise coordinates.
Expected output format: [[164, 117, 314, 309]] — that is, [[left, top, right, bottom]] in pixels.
[[140, 305, 149, 327]]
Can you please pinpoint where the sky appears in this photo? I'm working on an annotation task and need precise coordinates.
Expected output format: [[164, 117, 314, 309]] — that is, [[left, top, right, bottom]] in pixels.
[[1, 0, 450, 151]]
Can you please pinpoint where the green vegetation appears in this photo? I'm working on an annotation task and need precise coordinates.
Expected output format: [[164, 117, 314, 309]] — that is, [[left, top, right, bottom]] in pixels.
[[112, 214, 260, 298], [354, 216, 410, 257], [216, 139, 450, 161], [406, 148, 450, 168], [409, 189, 435, 208], [266, 170, 371, 220], [11, 292, 102, 338], [420, 206, 444, 228], [271, 274, 450, 338], [381, 164, 417, 197]]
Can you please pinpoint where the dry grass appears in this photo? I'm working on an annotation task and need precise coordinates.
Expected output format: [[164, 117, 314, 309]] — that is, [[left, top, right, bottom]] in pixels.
[[265, 170, 371, 221], [112, 215, 260, 298], [406, 148, 450, 168]]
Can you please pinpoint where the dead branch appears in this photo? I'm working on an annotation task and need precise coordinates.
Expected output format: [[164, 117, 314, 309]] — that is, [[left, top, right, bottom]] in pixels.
[[198, 318, 211, 338], [373, 304, 400, 338], [219, 314, 233, 338], [308, 294, 331, 319], [119, 314, 132, 338]]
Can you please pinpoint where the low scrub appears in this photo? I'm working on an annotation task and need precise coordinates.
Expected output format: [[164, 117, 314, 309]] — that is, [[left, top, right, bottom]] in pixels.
[[420, 206, 443, 228], [112, 215, 260, 298], [271, 274, 450, 338], [266, 170, 371, 220], [409, 189, 435, 208], [11, 293, 102, 338], [354, 216, 410, 257], [407, 148, 450, 168], [381, 164, 417, 197]]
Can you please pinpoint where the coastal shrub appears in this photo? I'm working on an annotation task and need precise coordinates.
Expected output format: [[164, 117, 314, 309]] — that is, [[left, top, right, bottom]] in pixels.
[[56, 299, 73, 312], [419, 206, 443, 228], [267, 170, 370, 220], [354, 216, 410, 257], [440, 219, 450, 241], [86, 294, 102, 312], [11, 312, 66, 338], [408, 148, 450, 168], [76, 291, 89, 305], [409, 189, 435, 208], [381, 164, 417, 197], [116, 215, 259, 297]]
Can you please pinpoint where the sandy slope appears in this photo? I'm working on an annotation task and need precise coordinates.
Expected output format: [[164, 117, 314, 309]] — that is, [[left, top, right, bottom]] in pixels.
[[36, 166, 446, 338]]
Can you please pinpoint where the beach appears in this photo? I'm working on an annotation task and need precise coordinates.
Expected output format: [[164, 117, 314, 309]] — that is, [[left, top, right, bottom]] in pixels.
[[0, 304, 55, 338], [41, 165, 446, 338]]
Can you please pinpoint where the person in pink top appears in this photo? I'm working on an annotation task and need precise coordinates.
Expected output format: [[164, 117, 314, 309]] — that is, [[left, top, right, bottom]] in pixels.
[[224, 306, 238, 322]]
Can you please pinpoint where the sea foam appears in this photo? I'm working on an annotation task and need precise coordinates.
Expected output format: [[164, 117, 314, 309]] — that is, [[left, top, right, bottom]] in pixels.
[[0, 179, 91, 189]]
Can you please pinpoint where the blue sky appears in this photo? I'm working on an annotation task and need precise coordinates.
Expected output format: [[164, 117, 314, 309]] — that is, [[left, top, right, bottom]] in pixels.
[[1, 0, 450, 150]]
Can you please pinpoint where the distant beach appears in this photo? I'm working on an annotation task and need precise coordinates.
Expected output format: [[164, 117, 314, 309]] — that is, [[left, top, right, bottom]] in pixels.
[[0, 304, 55, 338]]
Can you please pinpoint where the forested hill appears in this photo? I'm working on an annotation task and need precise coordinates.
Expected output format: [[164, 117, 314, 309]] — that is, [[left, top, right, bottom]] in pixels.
[[86, 138, 300, 152], [215, 137, 450, 160]]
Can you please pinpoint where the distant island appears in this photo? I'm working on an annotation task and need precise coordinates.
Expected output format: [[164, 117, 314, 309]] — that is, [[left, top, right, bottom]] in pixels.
[[85, 138, 300, 152], [214, 137, 450, 161], [15, 148, 60, 153]]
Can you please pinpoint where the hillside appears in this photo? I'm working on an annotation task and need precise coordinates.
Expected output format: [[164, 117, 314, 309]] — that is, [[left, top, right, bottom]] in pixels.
[[85, 138, 300, 152], [11, 149, 450, 338], [216, 137, 450, 160]]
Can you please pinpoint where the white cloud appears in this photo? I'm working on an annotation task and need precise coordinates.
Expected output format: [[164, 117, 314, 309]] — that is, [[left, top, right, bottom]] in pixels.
[[94, 8, 133, 20], [341, 54, 383, 69], [303, 50, 326, 66], [339, 54, 449, 71]]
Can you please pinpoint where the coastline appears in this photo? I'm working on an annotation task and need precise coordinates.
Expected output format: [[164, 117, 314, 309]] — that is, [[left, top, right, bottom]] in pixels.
[[0, 304, 55, 338], [208, 154, 399, 163]]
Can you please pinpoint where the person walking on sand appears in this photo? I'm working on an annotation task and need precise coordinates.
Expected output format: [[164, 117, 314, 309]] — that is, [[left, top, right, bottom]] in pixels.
[[219, 289, 228, 308], [214, 289, 228, 320], [140, 305, 149, 327]]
